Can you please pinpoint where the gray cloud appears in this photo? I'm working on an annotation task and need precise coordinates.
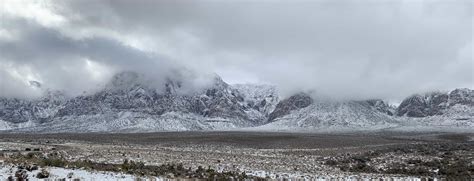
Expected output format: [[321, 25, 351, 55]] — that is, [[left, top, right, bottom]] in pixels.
[[0, 17, 209, 98], [0, 0, 472, 101]]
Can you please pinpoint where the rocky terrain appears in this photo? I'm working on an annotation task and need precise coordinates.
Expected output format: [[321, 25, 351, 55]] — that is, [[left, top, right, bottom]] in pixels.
[[396, 88, 473, 117], [0, 72, 273, 132], [0, 71, 472, 133], [0, 132, 471, 180]]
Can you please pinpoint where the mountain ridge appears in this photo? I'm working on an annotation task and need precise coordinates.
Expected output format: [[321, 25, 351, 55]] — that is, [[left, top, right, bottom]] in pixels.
[[0, 72, 472, 133]]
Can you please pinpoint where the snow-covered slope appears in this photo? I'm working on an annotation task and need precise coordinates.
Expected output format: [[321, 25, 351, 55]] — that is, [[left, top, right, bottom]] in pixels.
[[384, 88, 473, 132], [0, 71, 472, 133], [0, 72, 267, 132], [255, 89, 473, 132], [393, 102, 474, 132], [14, 111, 241, 133], [396, 88, 473, 117], [232, 84, 279, 117], [256, 97, 399, 132]]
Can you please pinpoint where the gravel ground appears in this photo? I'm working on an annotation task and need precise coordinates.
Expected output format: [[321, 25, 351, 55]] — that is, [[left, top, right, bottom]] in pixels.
[[0, 131, 472, 180]]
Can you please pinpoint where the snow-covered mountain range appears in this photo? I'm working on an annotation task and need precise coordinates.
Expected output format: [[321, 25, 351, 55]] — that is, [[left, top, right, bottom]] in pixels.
[[0, 72, 472, 133], [257, 89, 473, 132]]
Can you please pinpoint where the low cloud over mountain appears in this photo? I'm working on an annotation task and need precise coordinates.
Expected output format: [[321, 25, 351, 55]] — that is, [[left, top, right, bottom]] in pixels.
[[0, 0, 472, 101]]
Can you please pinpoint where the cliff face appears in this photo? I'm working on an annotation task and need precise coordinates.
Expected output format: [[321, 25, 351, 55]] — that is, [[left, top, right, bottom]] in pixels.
[[267, 93, 313, 122], [396, 89, 473, 117]]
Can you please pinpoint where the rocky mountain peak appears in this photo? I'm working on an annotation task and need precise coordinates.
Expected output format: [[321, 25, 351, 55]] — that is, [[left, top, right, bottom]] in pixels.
[[365, 99, 395, 116], [0, 74, 472, 132], [267, 92, 313, 122], [449, 88, 474, 106], [233, 84, 279, 116], [210, 74, 229, 89], [396, 88, 473, 117]]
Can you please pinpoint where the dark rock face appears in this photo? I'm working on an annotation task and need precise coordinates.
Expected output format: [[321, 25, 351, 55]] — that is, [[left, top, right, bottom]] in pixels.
[[364, 99, 395, 116], [396, 92, 448, 117], [396, 89, 473, 117], [267, 93, 313, 122], [448, 88, 474, 106]]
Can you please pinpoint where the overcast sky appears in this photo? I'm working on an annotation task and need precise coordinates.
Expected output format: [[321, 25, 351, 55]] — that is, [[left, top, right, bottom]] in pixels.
[[0, 0, 472, 101]]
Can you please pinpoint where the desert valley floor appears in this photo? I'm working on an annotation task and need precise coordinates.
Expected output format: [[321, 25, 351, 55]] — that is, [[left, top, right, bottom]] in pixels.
[[0, 131, 472, 180]]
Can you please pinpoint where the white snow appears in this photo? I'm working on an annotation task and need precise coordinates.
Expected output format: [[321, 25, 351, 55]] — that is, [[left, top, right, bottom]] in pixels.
[[0, 83, 472, 133], [0, 165, 163, 181]]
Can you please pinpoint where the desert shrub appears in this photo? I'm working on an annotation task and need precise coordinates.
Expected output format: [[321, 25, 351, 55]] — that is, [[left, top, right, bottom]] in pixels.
[[352, 155, 371, 163], [438, 159, 472, 177], [36, 169, 50, 178], [26, 165, 38, 171], [67, 172, 74, 178], [325, 160, 338, 166], [40, 158, 67, 167], [15, 169, 28, 180], [4, 152, 264, 180], [407, 159, 422, 165], [26, 152, 41, 159], [421, 160, 441, 168], [349, 162, 377, 173]]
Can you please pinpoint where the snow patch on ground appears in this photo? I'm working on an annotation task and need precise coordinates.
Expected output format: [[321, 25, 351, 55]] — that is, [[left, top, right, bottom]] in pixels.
[[0, 165, 161, 181]]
